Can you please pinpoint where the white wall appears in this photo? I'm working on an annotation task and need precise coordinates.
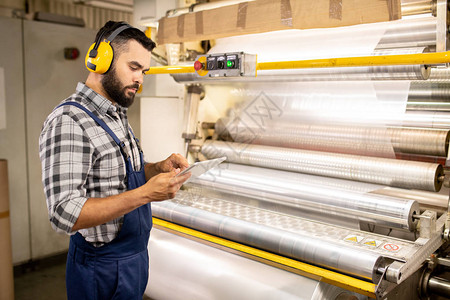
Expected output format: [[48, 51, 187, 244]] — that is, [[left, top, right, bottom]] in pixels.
[[23, 19, 95, 261], [0, 17, 30, 264], [0, 17, 97, 264]]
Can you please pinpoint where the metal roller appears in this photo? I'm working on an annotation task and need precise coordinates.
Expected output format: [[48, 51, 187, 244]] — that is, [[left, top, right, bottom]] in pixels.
[[429, 67, 450, 81], [407, 81, 450, 111], [407, 102, 450, 112], [202, 140, 444, 192], [408, 81, 450, 105], [187, 163, 421, 230], [402, 111, 450, 129], [388, 126, 449, 156], [401, 0, 435, 16], [375, 17, 436, 49], [152, 197, 387, 283], [215, 119, 450, 158], [369, 187, 449, 214], [173, 65, 429, 83]]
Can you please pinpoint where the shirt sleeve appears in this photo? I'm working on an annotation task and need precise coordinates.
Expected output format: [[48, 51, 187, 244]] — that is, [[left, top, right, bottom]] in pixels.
[[39, 112, 92, 235]]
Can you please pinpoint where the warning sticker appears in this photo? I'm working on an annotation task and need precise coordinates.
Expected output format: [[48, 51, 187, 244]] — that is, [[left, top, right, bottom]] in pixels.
[[344, 235, 364, 243], [382, 243, 401, 252], [363, 239, 383, 248]]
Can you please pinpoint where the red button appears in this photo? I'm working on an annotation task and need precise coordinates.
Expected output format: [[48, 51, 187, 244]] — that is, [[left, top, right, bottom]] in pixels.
[[194, 60, 204, 71]]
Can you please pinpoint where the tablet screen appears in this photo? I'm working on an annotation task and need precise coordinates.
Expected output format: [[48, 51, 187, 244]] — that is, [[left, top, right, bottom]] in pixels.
[[177, 156, 227, 182]]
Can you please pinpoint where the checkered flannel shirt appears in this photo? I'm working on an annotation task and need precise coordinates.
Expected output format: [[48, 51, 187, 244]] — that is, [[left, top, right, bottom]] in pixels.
[[39, 82, 144, 246]]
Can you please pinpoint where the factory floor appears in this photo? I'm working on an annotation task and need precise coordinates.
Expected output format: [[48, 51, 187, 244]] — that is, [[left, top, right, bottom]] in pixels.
[[13, 253, 153, 300]]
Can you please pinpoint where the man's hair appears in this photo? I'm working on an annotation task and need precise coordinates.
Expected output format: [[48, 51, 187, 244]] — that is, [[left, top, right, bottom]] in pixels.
[[95, 21, 156, 57]]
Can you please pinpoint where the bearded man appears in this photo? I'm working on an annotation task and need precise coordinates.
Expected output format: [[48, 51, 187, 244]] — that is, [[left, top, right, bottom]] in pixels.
[[39, 21, 190, 300]]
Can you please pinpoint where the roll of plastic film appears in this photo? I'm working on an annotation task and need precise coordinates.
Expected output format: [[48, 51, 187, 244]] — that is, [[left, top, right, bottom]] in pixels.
[[215, 118, 449, 158], [202, 140, 443, 192], [188, 163, 420, 230], [152, 198, 387, 283]]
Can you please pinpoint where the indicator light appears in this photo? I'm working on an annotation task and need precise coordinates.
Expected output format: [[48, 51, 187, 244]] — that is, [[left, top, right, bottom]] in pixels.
[[227, 60, 234, 68], [194, 60, 204, 71], [64, 47, 80, 60]]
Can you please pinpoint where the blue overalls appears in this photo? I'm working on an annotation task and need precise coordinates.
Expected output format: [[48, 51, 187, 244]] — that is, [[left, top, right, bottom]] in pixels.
[[59, 102, 152, 300]]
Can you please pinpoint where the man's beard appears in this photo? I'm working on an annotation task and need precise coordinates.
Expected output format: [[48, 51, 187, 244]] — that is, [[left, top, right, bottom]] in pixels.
[[101, 66, 139, 108]]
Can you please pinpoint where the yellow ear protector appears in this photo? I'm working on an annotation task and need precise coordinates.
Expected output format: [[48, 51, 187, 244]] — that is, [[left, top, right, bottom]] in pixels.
[[85, 23, 132, 74]]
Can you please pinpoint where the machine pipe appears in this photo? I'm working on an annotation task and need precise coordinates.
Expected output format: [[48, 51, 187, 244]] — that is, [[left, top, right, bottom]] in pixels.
[[401, 0, 435, 16], [428, 276, 450, 298], [147, 49, 446, 76], [255, 51, 450, 71]]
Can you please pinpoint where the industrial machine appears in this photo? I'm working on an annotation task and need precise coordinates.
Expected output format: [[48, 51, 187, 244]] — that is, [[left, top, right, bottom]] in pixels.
[[144, 1, 450, 299]]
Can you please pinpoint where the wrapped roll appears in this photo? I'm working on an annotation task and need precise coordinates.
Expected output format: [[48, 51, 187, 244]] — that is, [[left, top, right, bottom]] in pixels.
[[215, 118, 450, 158], [188, 163, 420, 231], [152, 197, 387, 283], [202, 140, 444, 192]]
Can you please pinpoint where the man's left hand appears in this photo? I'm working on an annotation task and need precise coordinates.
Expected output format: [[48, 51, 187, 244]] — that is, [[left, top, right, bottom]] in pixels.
[[157, 153, 189, 173]]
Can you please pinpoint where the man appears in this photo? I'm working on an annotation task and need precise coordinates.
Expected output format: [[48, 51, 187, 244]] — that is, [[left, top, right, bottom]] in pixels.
[[39, 21, 190, 299]]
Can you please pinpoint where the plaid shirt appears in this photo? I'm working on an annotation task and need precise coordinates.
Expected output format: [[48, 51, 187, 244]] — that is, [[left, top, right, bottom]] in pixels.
[[39, 82, 144, 246]]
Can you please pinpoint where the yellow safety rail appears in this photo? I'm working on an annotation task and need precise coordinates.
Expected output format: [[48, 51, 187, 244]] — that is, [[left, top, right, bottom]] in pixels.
[[146, 65, 195, 74], [145, 51, 450, 75], [153, 217, 377, 299], [257, 51, 450, 70]]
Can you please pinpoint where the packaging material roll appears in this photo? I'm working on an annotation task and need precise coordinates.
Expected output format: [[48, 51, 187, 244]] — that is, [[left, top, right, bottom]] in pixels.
[[0, 160, 14, 300], [202, 140, 444, 192]]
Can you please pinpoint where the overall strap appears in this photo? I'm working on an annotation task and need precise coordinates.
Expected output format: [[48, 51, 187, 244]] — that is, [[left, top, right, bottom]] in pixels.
[[58, 101, 130, 160]]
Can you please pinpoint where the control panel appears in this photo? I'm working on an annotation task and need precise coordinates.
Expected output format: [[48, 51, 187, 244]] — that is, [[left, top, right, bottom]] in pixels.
[[194, 52, 257, 77]]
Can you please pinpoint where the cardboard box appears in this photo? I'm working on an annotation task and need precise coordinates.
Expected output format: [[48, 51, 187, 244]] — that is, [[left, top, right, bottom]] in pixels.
[[0, 160, 14, 300], [157, 0, 401, 45]]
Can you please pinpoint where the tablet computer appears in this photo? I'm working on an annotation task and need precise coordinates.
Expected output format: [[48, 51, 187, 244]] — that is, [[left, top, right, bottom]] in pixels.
[[177, 156, 227, 183]]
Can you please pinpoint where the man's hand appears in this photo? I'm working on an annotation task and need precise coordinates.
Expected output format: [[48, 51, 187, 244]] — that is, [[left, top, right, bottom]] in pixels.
[[71, 157, 191, 231], [156, 153, 189, 173], [145, 153, 189, 180], [141, 168, 191, 202]]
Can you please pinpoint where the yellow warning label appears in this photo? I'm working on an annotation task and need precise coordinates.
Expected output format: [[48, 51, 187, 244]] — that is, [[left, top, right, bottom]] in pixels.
[[344, 235, 364, 243], [346, 237, 359, 242], [362, 239, 383, 248], [364, 240, 377, 246]]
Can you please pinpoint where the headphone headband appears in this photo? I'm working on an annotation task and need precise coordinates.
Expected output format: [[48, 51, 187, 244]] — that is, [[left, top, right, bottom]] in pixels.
[[106, 24, 131, 42]]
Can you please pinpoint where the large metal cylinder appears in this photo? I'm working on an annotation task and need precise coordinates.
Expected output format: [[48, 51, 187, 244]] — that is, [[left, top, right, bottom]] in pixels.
[[429, 67, 450, 81], [402, 111, 450, 129], [375, 17, 436, 49], [152, 197, 387, 283], [428, 276, 450, 298], [408, 81, 450, 107], [215, 118, 450, 158], [188, 163, 421, 231], [202, 140, 444, 192], [401, 0, 435, 16]]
